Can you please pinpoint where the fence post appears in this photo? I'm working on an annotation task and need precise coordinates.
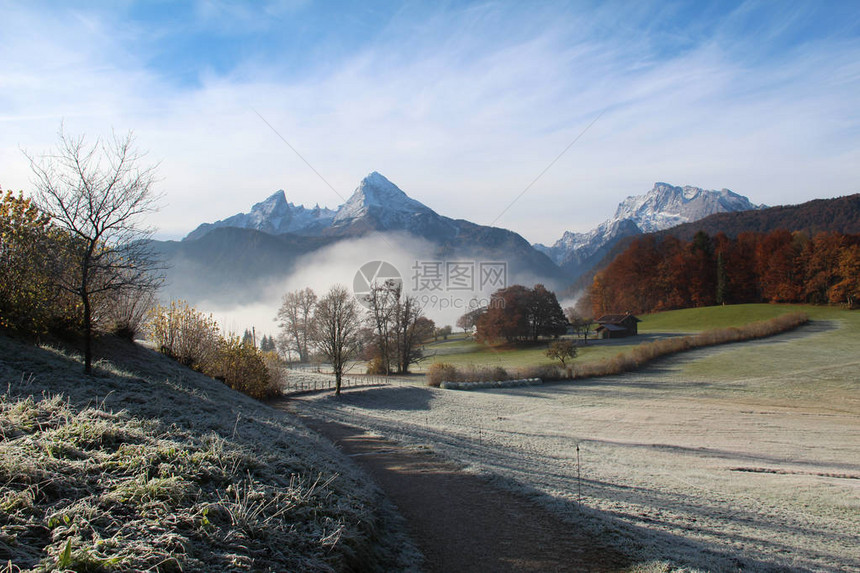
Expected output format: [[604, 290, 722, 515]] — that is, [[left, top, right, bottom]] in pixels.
[[576, 443, 582, 504]]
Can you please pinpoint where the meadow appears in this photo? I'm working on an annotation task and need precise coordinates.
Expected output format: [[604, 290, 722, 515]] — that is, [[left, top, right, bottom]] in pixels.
[[420, 303, 817, 371], [296, 304, 860, 571]]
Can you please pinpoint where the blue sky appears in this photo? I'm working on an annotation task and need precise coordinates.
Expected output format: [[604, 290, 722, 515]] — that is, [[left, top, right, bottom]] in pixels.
[[2, 0, 859, 244]]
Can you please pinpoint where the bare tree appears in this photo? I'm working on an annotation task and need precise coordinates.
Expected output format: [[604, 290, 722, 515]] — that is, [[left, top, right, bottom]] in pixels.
[[456, 307, 484, 334], [27, 126, 162, 373], [392, 294, 432, 374], [275, 287, 317, 363], [363, 279, 400, 374], [103, 286, 157, 341], [311, 285, 362, 395], [564, 306, 594, 343]]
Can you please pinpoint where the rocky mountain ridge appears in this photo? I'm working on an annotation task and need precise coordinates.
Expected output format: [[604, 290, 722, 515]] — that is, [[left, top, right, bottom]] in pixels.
[[534, 182, 763, 280]]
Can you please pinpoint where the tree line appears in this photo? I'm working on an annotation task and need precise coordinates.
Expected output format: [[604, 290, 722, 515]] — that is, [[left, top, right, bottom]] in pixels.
[[586, 229, 860, 316], [274, 280, 437, 393]]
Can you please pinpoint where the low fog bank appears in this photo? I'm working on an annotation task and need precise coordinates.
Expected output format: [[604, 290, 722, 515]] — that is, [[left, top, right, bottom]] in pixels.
[[160, 232, 568, 339]]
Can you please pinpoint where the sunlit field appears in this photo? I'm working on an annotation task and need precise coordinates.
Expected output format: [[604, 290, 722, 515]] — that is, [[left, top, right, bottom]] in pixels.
[[419, 304, 817, 372]]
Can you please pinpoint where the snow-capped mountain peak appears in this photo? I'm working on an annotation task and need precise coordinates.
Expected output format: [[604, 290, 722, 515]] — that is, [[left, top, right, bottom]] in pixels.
[[533, 182, 763, 279], [612, 182, 759, 232], [184, 172, 444, 240], [184, 189, 336, 240], [332, 171, 435, 225], [247, 190, 289, 227]]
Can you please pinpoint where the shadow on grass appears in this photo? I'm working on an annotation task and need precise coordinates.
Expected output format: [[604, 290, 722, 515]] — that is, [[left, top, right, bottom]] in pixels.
[[294, 385, 437, 412]]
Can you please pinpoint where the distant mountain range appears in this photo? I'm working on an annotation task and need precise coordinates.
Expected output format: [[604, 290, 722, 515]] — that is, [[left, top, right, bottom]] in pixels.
[[562, 192, 860, 296], [183, 172, 467, 241], [534, 182, 764, 281], [154, 172, 565, 304], [654, 192, 860, 240], [154, 173, 858, 310]]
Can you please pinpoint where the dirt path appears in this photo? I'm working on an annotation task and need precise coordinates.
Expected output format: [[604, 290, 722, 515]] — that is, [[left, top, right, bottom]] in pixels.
[[279, 399, 629, 572]]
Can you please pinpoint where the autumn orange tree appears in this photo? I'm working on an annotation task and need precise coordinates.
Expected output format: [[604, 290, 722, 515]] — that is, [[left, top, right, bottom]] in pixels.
[[829, 244, 860, 307], [476, 284, 567, 343], [803, 232, 847, 304], [590, 229, 860, 314], [148, 300, 280, 399], [148, 300, 221, 370], [0, 188, 79, 333]]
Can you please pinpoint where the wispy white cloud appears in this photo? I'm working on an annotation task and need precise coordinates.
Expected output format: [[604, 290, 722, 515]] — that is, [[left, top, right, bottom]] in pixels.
[[1, 0, 858, 244]]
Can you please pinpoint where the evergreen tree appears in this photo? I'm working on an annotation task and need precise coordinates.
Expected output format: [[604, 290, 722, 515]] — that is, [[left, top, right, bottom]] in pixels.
[[260, 335, 276, 352]]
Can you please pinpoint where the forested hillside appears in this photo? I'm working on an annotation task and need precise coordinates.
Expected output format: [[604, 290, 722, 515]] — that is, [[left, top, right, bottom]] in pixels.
[[588, 230, 860, 316], [657, 193, 860, 240], [570, 193, 860, 304]]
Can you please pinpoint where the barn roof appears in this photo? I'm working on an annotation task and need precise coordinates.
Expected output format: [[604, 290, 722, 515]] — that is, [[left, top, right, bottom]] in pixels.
[[595, 323, 627, 332]]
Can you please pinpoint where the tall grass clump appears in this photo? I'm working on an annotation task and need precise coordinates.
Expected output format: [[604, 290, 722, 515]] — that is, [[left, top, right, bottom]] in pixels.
[[426, 362, 461, 387], [515, 364, 566, 381], [574, 312, 809, 378], [426, 362, 512, 386]]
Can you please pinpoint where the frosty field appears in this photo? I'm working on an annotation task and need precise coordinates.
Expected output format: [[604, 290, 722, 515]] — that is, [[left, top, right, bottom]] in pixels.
[[295, 311, 860, 571]]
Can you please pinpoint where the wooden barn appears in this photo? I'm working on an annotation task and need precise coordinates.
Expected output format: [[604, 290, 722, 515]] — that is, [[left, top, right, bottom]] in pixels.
[[595, 313, 641, 339]]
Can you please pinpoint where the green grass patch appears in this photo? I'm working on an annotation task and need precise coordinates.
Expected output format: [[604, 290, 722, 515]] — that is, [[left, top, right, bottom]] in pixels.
[[574, 312, 810, 379], [638, 303, 808, 333], [677, 306, 860, 390], [417, 304, 842, 374], [421, 341, 558, 371]]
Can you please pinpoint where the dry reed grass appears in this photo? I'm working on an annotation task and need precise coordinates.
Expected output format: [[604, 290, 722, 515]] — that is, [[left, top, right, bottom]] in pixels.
[[573, 312, 810, 379], [427, 362, 567, 387]]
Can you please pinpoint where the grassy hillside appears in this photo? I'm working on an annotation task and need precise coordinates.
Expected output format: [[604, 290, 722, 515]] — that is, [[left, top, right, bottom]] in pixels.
[[677, 305, 860, 392], [637, 303, 808, 333], [0, 335, 416, 571], [420, 304, 829, 371]]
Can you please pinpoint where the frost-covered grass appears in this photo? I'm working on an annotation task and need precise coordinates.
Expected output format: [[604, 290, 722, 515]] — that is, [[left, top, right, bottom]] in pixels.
[[421, 341, 558, 370], [293, 311, 860, 572], [0, 334, 418, 572]]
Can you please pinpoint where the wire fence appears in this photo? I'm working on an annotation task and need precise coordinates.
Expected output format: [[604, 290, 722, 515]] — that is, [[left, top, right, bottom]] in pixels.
[[280, 370, 400, 395]]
